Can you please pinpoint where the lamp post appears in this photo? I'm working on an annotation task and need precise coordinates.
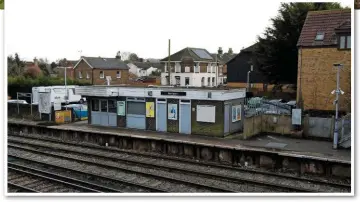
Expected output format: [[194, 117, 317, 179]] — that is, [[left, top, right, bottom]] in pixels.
[[332, 63, 344, 149], [247, 65, 253, 92]]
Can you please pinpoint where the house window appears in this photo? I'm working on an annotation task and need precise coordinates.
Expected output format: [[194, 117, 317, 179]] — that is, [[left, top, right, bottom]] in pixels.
[[201, 77, 205, 86], [207, 77, 210, 86], [86, 72, 90, 79], [175, 76, 181, 85], [165, 64, 168, 72], [339, 35, 351, 49], [207, 64, 211, 73], [212, 64, 216, 73], [194, 63, 199, 73], [116, 71, 121, 78], [175, 63, 181, 73], [78, 71, 82, 79], [185, 66, 190, 73], [185, 77, 190, 86], [212, 77, 215, 86], [315, 32, 325, 41], [100, 71, 104, 78]]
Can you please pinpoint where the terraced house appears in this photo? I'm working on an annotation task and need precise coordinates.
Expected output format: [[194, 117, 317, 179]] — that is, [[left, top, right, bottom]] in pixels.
[[73, 56, 130, 85], [297, 9, 351, 112], [160, 47, 220, 87]]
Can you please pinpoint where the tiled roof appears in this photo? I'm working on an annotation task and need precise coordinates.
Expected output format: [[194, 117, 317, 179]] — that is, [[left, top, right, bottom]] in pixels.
[[297, 9, 351, 47], [81, 57, 129, 69], [225, 43, 257, 65], [160, 47, 215, 62]]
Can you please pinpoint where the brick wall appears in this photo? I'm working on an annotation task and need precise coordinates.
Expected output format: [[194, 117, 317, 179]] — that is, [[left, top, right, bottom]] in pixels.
[[74, 60, 129, 85], [297, 47, 351, 112]]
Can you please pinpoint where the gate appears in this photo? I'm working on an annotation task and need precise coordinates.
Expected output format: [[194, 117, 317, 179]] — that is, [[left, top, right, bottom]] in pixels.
[[179, 100, 191, 134], [156, 99, 167, 132]]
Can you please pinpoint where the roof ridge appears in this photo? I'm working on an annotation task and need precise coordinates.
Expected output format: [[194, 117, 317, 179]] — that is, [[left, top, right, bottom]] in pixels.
[[308, 8, 351, 14]]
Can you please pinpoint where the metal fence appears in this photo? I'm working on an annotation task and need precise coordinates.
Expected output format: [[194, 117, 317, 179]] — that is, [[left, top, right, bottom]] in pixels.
[[244, 97, 293, 118], [338, 113, 351, 147]]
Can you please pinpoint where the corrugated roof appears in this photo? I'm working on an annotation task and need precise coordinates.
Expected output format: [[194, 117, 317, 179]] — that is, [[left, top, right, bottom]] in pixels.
[[82, 57, 129, 69], [297, 9, 351, 47]]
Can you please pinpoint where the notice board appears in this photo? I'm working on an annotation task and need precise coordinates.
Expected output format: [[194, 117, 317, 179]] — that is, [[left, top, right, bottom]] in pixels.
[[196, 105, 216, 123]]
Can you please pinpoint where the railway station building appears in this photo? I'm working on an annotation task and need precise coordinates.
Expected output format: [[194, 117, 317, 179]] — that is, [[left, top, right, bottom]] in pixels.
[[75, 86, 246, 137]]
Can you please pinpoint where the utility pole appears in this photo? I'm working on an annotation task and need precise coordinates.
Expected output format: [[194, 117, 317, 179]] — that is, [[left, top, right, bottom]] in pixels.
[[332, 63, 344, 149], [247, 65, 253, 91], [168, 39, 171, 85]]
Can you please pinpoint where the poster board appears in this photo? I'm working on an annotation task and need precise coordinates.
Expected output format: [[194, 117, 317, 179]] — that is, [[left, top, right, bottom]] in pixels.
[[117, 101, 126, 116], [38, 92, 51, 114], [55, 110, 72, 124], [292, 108, 302, 125], [232, 105, 242, 122], [196, 105, 216, 123], [54, 97, 62, 111], [146, 102, 155, 118], [168, 104, 177, 120]]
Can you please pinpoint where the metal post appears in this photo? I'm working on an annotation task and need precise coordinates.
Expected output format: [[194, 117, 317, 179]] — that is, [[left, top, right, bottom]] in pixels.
[[168, 39, 171, 86], [17, 93, 19, 114], [333, 63, 342, 149], [30, 93, 33, 115], [247, 71, 251, 91]]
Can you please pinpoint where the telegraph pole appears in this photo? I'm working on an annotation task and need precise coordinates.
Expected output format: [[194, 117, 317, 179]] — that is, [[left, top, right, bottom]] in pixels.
[[332, 63, 344, 149], [168, 39, 171, 85]]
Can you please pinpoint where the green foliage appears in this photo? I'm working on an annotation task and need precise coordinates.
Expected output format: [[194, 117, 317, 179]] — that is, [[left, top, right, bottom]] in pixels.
[[254, 2, 344, 84]]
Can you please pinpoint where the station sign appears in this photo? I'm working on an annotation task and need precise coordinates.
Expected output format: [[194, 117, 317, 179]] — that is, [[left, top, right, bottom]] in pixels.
[[161, 91, 187, 96]]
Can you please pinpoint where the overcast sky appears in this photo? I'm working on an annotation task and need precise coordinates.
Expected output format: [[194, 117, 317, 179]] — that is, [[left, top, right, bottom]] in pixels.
[[5, 0, 352, 62]]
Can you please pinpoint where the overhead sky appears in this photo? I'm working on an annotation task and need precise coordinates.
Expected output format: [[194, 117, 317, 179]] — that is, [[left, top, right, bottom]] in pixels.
[[6, 0, 352, 62]]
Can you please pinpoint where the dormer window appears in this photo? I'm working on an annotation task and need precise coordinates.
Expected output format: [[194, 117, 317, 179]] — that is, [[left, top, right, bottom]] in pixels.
[[315, 32, 325, 41]]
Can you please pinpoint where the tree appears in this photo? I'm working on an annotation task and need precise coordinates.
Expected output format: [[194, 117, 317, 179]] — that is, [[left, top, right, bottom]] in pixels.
[[8, 53, 24, 76], [120, 52, 131, 61], [24, 65, 42, 78], [38, 58, 50, 76], [254, 2, 344, 84], [116, 51, 121, 59], [50, 62, 58, 69], [129, 53, 139, 62]]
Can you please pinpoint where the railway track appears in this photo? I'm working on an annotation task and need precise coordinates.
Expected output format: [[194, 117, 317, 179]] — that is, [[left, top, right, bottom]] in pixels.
[[8, 166, 100, 193], [8, 134, 351, 193]]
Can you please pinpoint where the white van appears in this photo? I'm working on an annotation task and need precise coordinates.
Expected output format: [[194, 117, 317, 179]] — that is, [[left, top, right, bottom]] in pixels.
[[32, 86, 85, 104]]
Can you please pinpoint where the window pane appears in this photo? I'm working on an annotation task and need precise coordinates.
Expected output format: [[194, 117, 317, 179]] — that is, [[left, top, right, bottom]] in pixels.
[[127, 101, 145, 115], [347, 36, 351, 49], [92, 99, 99, 111], [108, 100, 117, 113], [340, 36, 346, 49], [100, 100, 107, 112]]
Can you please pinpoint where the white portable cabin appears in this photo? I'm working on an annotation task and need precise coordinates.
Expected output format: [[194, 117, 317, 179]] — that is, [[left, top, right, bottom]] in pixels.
[[32, 85, 85, 104]]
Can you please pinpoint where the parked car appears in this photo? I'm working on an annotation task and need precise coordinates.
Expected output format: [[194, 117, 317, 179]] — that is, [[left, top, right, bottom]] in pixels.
[[32, 86, 86, 104]]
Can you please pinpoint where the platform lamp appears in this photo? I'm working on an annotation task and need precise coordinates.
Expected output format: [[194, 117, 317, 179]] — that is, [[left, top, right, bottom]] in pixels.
[[247, 61, 253, 92], [332, 63, 344, 149]]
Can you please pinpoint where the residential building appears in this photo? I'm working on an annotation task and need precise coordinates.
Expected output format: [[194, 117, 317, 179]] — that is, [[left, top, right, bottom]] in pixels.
[[211, 47, 237, 84], [160, 47, 219, 87], [127, 61, 163, 77], [24, 58, 42, 77], [297, 9, 351, 112], [226, 44, 271, 91], [53, 60, 77, 78], [73, 56, 129, 85]]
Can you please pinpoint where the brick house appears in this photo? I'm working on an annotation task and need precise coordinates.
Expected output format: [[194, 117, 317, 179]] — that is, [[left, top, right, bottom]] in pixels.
[[211, 47, 237, 84], [355, 0, 360, 9], [297, 9, 351, 112], [73, 56, 129, 85], [54, 60, 77, 78]]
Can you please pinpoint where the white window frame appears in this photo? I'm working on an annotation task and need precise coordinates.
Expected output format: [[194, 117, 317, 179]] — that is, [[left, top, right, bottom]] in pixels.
[[175, 62, 181, 73], [212, 64, 216, 73], [78, 71, 82, 79], [100, 71, 104, 79], [207, 64, 211, 73], [116, 71, 121, 78], [86, 72, 90, 79], [194, 63, 199, 73], [164, 63, 168, 72], [185, 66, 190, 73]]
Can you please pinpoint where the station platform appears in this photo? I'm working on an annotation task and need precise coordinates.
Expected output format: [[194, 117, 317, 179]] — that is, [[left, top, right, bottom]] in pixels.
[[8, 118, 351, 164]]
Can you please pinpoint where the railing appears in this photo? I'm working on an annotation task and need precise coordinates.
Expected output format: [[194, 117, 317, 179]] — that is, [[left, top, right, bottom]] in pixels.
[[244, 98, 293, 117], [338, 113, 351, 145]]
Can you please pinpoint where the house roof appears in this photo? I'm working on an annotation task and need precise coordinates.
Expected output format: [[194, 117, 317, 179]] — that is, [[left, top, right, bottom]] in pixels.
[[76, 57, 129, 69], [226, 43, 258, 65], [297, 9, 351, 47], [160, 47, 215, 62], [129, 62, 164, 70], [211, 53, 237, 64]]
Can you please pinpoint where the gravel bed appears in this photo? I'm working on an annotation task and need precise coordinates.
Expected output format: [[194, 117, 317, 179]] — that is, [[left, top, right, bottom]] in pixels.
[[9, 144, 286, 192], [8, 169, 82, 193], [8, 148, 214, 193], [8, 136, 350, 193]]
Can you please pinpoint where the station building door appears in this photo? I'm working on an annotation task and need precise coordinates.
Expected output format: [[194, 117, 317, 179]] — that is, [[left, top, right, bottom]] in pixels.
[[179, 100, 191, 134], [224, 103, 230, 134], [156, 99, 167, 132], [91, 99, 117, 127], [126, 97, 146, 130]]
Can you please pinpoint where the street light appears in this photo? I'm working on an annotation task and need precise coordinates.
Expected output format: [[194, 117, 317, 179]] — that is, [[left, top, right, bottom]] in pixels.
[[332, 63, 343, 149], [247, 65, 253, 91]]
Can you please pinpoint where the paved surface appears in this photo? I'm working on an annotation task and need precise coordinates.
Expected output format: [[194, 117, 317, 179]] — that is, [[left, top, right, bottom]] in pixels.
[[8, 118, 351, 164]]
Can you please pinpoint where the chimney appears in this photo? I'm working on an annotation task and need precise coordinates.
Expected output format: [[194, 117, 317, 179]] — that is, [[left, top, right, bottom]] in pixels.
[[34, 57, 39, 66], [218, 47, 223, 55], [116, 51, 121, 60]]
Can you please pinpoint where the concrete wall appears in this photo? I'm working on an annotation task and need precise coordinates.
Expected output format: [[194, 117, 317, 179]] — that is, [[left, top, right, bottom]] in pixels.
[[297, 47, 351, 112], [303, 115, 334, 139]]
